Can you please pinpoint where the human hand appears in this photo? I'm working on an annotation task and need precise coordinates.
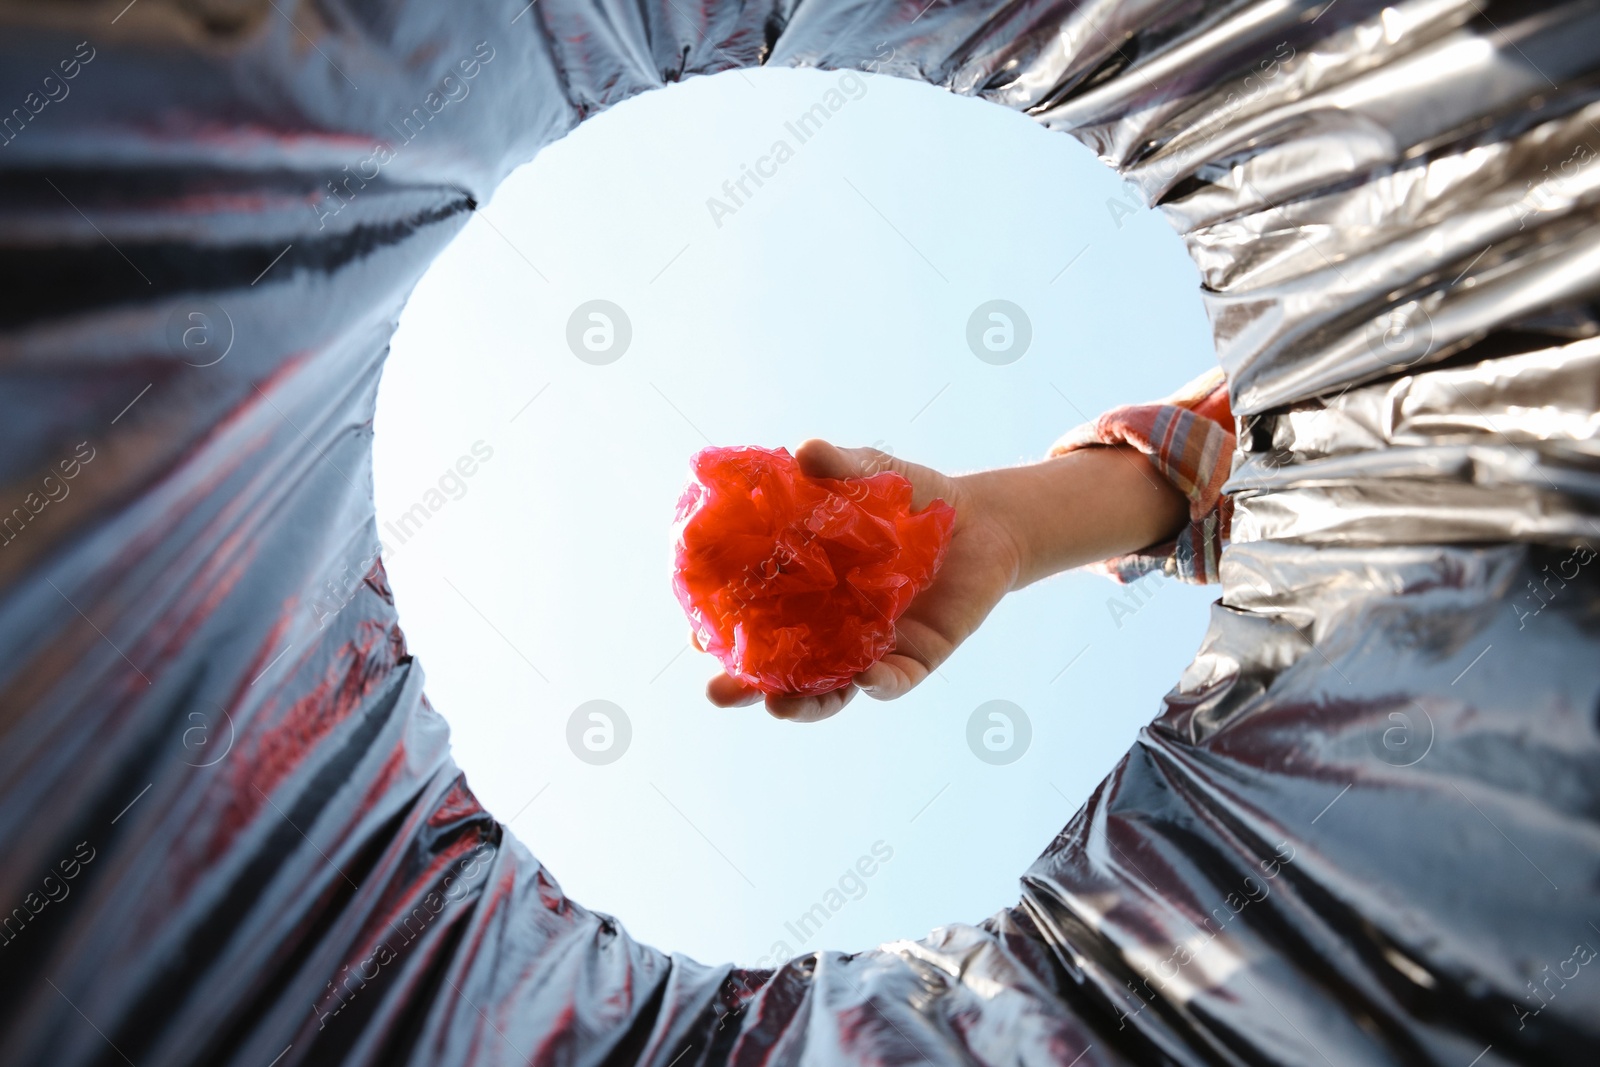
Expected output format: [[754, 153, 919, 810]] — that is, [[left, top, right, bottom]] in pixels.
[[704, 439, 1026, 723], [700, 434, 1190, 722]]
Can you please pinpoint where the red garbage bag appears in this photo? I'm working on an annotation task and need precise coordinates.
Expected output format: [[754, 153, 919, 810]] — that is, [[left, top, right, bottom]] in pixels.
[[672, 446, 957, 696]]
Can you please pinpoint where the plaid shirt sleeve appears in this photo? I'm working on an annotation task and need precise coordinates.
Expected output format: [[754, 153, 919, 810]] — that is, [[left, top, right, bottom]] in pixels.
[[1048, 368, 1235, 585]]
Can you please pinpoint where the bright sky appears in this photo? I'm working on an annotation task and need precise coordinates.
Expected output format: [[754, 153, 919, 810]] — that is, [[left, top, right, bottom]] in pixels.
[[372, 66, 1217, 968]]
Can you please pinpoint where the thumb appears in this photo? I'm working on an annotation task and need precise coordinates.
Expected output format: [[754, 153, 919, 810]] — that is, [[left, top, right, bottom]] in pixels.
[[794, 438, 872, 480], [795, 439, 950, 512]]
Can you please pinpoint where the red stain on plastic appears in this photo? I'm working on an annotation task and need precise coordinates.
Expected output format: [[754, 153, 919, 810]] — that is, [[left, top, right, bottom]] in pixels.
[[201, 615, 406, 867], [672, 446, 955, 696]]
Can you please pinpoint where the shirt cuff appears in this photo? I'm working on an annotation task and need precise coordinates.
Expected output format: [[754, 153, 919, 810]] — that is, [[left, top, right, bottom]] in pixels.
[[1049, 368, 1235, 585]]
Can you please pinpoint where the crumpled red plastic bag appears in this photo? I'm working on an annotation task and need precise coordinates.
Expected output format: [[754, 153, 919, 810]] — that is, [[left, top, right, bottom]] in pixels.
[[672, 445, 957, 696]]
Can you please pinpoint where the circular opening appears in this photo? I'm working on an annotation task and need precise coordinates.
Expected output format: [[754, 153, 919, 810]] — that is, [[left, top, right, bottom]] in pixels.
[[374, 67, 1216, 964]]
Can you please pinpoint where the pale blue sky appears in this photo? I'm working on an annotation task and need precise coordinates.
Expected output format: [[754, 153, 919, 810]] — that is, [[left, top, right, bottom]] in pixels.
[[372, 66, 1217, 967]]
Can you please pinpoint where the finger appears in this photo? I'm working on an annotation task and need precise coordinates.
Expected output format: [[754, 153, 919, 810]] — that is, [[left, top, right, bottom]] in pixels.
[[855, 614, 951, 698], [766, 683, 857, 723], [707, 672, 762, 707], [794, 438, 862, 480], [688, 629, 704, 652], [854, 653, 929, 700], [796, 438, 904, 482], [796, 439, 950, 512]]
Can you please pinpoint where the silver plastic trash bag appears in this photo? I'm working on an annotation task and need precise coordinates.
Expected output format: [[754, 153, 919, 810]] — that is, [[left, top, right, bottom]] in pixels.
[[0, 0, 1596, 1063]]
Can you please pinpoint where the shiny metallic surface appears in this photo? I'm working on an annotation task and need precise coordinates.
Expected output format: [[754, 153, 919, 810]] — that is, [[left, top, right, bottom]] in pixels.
[[1, 0, 1597, 1065]]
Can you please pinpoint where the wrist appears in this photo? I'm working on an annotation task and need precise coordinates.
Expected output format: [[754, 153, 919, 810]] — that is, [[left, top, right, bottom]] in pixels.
[[964, 448, 1188, 591], [955, 464, 1053, 593]]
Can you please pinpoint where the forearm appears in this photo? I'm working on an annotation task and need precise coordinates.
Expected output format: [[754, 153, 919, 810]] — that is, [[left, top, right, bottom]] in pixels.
[[959, 446, 1189, 591]]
